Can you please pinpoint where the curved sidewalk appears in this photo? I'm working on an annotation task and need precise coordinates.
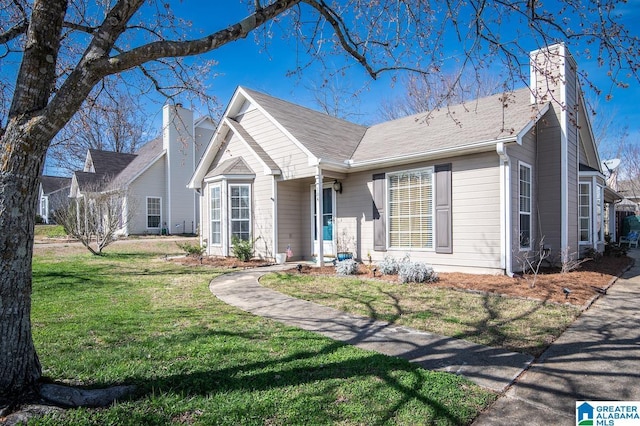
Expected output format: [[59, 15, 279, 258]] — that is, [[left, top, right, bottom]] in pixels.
[[472, 251, 640, 425], [209, 265, 533, 393]]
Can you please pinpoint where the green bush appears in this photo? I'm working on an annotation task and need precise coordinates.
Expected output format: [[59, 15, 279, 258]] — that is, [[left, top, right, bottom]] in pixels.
[[231, 236, 254, 261], [336, 258, 359, 275], [176, 241, 206, 256]]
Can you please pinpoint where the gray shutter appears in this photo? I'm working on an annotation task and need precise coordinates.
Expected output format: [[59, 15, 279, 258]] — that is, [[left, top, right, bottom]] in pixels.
[[372, 173, 386, 251], [435, 164, 452, 254]]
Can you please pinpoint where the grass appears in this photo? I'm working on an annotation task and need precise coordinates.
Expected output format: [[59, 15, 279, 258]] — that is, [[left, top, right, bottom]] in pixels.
[[260, 273, 581, 357], [34, 224, 67, 238], [30, 241, 495, 425]]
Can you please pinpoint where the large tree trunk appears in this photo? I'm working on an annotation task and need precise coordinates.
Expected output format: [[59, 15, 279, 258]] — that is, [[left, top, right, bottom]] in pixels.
[[0, 125, 45, 397]]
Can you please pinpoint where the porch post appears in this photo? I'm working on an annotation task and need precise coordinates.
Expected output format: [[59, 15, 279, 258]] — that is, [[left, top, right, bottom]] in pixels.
[[315, 167, 324, 267]]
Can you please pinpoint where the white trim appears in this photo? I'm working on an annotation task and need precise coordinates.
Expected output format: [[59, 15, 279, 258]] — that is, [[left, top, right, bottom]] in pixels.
[[146, 196, 162, 230], [558, 44, 569, 253], [347, 138, 517, 171], [205, 174, 256, 183], [228, 183, 252, 243], [209, 184, 222, 246], [578, 182, 592, 245], [518, 161, 533, 251], [497, 142, 512, 276], [385, 166, 435, 251], [272, 177, 278, 260], [239, 87, 318, 164], [310, 175, 337, 265]]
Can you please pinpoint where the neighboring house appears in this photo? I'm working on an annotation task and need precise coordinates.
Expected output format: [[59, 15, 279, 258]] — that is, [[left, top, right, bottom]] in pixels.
[[38, 175, 72, 223], [189, 44, 618, 275], [70, 104, 214, 235]]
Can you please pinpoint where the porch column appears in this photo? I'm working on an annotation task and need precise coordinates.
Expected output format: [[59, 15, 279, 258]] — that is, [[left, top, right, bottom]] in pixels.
[[315, 167, 324, 266]]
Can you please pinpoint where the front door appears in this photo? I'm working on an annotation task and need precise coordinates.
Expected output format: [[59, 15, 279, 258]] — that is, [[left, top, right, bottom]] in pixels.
[[312, 186, 335, 258]]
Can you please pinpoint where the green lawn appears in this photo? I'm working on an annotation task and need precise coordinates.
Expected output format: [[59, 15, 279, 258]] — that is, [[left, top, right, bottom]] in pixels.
[[260, 273, 581, 357], [30, 242, 495, 425]]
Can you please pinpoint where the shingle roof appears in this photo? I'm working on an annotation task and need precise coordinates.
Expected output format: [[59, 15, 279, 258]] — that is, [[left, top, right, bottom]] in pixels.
[[40, 175, 71, 195], [74, 171, 109, 192], [242, 87, 368, 162], [205, 157, 255, 179], [88, 149, 137, 175], [351, 88, 544, 163], [108, 138, 164, 189]]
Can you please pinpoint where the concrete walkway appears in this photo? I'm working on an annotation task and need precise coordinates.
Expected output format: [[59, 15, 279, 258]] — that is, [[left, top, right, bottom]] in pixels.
[[210, 265, 533, 393], [210, 253, 639, 423], [473, 250, 640, 425]]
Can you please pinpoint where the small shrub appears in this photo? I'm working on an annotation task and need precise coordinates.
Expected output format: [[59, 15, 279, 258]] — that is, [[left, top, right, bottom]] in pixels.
[[378, 255, 400, 275], [35, 214, 45, 224], [336, 258, 358, 275], [231, 236, 254, 262], [398, 261, 438, 284], [176, 241, 206, 256]]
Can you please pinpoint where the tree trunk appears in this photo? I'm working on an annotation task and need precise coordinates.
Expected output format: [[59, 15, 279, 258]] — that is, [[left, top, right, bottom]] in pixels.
[[0, 126, 45, 397]]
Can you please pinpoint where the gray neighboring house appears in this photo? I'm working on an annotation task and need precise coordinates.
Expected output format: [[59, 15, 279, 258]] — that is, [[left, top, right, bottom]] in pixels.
[[38, 175, 72, 224], [189, 44, 620, 275], [70, 104, 214, 235]]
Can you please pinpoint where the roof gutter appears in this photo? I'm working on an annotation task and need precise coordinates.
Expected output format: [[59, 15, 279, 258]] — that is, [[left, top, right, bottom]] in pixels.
[[346, 137, 518, 171]]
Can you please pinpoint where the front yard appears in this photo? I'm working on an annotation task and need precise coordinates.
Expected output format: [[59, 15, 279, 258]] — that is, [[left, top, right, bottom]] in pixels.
[[27, 240, 495, 425]]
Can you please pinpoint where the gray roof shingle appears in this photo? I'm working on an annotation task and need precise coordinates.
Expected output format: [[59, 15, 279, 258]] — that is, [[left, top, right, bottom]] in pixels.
[[351, 88, 544, 163], [242, 87, 368, 162], [205, 157, 255, 179], [40, 175, 71, 194]]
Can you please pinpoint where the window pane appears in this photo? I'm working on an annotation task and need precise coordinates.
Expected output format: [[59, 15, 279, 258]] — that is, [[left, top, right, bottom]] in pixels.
[[387, 169, 433, 249], [147, 197, 161, 228]]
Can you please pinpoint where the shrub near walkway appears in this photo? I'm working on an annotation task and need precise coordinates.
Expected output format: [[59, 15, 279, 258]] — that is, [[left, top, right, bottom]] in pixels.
[[29, 242, 495, 425]]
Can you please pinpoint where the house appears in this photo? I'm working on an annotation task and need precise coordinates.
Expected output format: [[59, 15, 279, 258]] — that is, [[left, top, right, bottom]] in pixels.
[[189, 44, 619, 275], [38, 175, 72, 223], [70, 104, 214, 235]]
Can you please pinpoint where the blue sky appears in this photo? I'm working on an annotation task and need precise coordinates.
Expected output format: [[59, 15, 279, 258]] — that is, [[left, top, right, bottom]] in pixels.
[[40, 1, 640, 173], [167, 2, 640, 151]]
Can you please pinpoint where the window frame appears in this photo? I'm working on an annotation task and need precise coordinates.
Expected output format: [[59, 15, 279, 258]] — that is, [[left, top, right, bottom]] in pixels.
[[579, 182, 592, 245], [146, 196, 162, 230], [229, 183, 251, 242], [519, 162, 532, 250], [386, 167, 435, 250], [210, 184, 222, 246]]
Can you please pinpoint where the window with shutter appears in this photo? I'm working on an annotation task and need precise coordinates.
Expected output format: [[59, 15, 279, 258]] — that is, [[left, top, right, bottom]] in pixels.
[[387, 168, 434, 249]]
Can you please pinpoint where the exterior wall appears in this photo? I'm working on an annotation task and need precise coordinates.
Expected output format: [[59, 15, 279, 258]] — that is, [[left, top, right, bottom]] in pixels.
[[237, 109, 316, 179], [194, 123, 215, 232], [201, 131, 275, 259], [336, 152, 503, 273], [163, 105, 200, 235], [127, 158, 167, 234], [534, 108, 562, 256], [276, 179, 310, 260], [506, 130, 538, 273]]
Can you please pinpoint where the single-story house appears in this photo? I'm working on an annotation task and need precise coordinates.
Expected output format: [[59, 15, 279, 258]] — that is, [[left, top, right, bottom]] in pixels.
[[38, 175, 72, 223], [189, 43, 619, 275], [70, 104, 214, 235]]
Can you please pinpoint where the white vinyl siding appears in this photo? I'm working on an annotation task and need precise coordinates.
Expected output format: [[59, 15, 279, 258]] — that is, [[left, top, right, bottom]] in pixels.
[[230, 184, 251, 241], [210, 185, 221, 245], [519, 163, 532, 249], [579, 183, 591, 243], [147, 197, 161, 229], [387, 168, 434, 249]]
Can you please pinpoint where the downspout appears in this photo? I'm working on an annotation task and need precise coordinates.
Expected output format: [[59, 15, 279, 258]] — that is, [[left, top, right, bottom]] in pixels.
[[272, 176, 278, 261], [315, 165, 324, 266], [497, 142, 513, 277]]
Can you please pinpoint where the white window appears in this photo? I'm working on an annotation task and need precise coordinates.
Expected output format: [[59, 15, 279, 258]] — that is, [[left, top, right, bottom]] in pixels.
[[229, 184, 251, 241], [579, 183, 591, 243], [519, 163, 532, 249], [210, 185, 221, 245], [388, 168, 434, 249], [147, 197, 161, 229]]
